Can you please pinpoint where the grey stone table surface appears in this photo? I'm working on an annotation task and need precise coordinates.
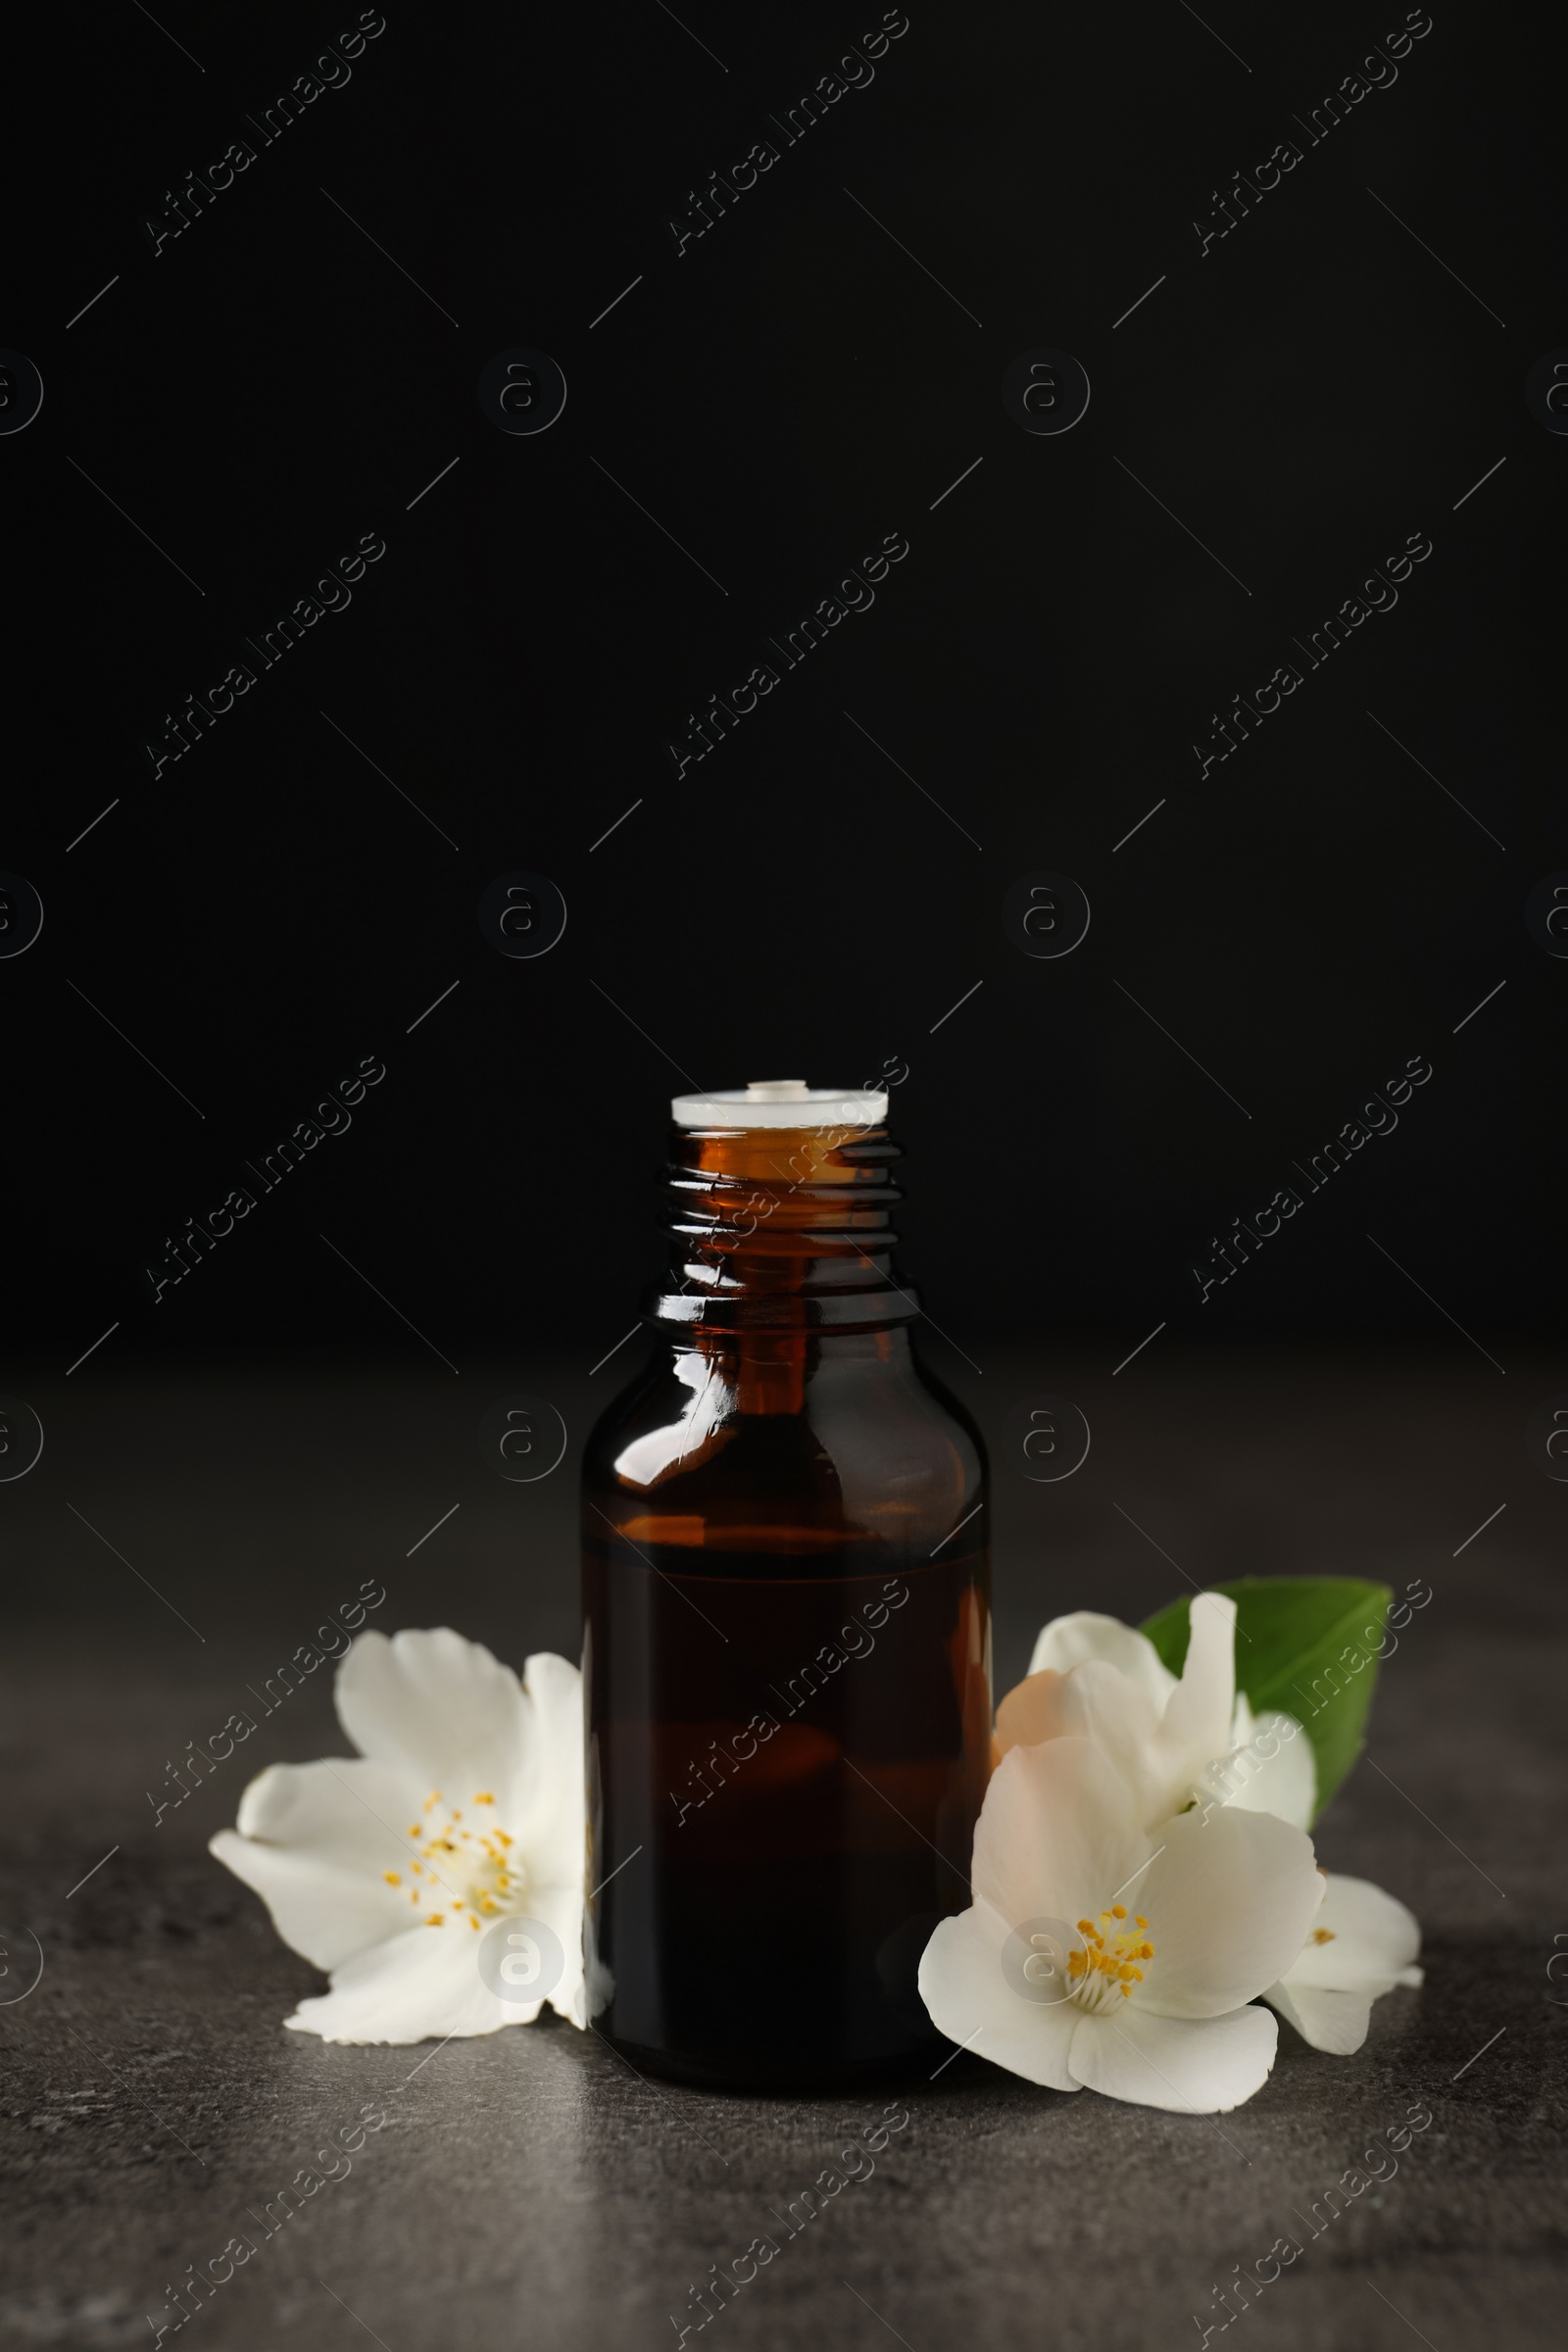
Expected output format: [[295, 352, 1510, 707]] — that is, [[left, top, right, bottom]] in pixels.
[[1, 1346, 1563, 2351]]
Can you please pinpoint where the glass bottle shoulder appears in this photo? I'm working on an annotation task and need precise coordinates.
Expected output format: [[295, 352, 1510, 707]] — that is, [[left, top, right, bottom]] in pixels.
[[583, 1334, 985, 1566]]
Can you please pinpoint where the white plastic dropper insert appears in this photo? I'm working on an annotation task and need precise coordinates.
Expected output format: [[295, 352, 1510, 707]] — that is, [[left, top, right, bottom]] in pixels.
[[670, 1078, 888, 1129]]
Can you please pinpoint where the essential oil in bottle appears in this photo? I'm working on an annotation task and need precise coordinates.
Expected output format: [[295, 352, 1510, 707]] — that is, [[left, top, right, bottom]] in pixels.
[[582, 1080, 991, 2089]]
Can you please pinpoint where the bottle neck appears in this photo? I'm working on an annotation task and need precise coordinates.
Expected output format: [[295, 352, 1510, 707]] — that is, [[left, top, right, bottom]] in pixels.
[[644, 1121, 918, 1336]]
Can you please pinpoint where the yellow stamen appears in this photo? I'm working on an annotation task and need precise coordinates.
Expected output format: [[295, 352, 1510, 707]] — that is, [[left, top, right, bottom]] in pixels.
[[383, 1871, 401, 1886], [426, 1915, 444, 1927], [1060, 1901, 1160, 2012], [1310, 1927, 1337, 1944], [474, 1791, 494, 1804]]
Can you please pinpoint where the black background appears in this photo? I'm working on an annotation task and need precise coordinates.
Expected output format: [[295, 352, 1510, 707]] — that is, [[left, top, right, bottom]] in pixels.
[[4, 0, 1559, 1378], [2, 19, 1563, 2343]]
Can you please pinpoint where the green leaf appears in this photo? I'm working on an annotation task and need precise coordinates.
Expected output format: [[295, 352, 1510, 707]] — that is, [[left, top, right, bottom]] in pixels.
[[1140, 1577, 1393, 1822]]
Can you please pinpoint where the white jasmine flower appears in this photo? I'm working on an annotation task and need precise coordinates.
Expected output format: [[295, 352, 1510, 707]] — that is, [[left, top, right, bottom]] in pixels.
[[918, 1736, 1323, 2111], [212, 1629, 586, 2044], [1003, 1604, 1424, 2058]]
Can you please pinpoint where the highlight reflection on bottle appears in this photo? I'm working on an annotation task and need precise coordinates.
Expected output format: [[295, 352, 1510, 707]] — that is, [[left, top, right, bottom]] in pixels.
[[582, 1080, 991, 2089]]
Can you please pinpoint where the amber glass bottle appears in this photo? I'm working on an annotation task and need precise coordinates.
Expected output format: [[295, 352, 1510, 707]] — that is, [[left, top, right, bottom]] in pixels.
[[582, 1081, 991, 2090]]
